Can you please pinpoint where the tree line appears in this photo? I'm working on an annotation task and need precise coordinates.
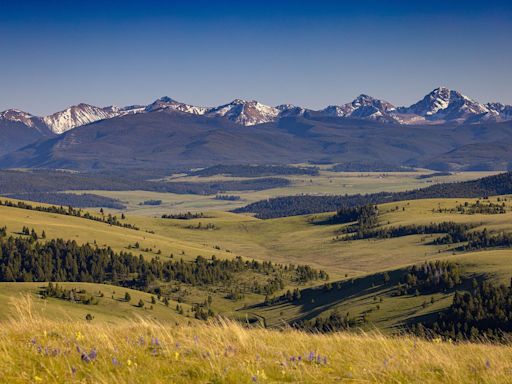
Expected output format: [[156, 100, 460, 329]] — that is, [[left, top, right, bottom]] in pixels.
[[5, 192, 125, 209], [0, 199, 138, 230], [187, 164, 319, 177], [235, 171, 512, 218], [435, 199, 507, 215], [0, 227, 326, 299], [339, 221, 473, 242], [0, 169, 290, 196]]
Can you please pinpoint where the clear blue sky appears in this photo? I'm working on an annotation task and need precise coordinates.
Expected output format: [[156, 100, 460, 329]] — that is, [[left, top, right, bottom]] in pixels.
[[1, 0, 511, 115]]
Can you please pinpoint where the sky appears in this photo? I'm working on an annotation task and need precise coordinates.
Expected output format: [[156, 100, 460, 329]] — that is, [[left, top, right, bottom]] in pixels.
[[1, 0, 511, 115]]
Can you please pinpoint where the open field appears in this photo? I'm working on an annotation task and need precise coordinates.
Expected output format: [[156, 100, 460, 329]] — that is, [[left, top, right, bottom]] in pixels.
[[70, 170, 499, 215], [2, 301, 512, 384]]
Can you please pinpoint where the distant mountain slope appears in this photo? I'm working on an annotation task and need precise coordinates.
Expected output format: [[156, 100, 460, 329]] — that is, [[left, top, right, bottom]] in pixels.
[[0, 110, 54, 156], [1, 88, 512, 171], [2, 110, 512, 171], [0, 111, 325, 170]]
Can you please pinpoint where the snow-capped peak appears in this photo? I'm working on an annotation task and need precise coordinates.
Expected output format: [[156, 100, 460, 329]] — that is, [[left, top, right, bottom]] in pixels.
[[0, 109, 37, 127], [145, 97, 208, 115], [319, 94, 396, 122], [103, 104, 146, 116], [4, 89, 512, 135], [206, 99, 280, 126], [486, 102, 512, 120], [399, 87, 489, 122], [275, 104, 307, 117], [42, 103, 120, 134], [350, 94, 396, 112]]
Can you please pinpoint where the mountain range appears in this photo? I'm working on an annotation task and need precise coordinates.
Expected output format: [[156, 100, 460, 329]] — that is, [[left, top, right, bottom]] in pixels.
[[2, 87, 511, 135], [1, 87, 512, 172]]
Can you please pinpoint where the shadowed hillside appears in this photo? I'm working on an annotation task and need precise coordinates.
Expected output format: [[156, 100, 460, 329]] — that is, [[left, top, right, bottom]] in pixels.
[[3, 111, 512, 171]]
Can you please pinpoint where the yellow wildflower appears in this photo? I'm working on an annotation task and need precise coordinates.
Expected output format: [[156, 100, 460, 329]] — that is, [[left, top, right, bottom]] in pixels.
[[175, 351, 180, 360]]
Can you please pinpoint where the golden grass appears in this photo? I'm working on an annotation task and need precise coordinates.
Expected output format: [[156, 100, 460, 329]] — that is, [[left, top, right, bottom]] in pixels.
[[2, 296, 512, 383], [0, 282, 192, 323]]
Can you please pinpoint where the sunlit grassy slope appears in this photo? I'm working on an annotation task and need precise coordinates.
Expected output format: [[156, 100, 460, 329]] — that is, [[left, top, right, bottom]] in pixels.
[[2, 299, 512, 384], [125, 195, 512, 279], [0, 200, 233, 262], [0, 283, 192, 324]]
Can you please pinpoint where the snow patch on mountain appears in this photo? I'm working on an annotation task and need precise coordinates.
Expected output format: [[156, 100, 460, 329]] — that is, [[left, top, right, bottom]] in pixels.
[[206, 99, 280, 126], [42, 104, 120, 134], [320, 94, 397, 122], [145, 96, 209, 115], [3, 88, 512, 135], [0, 109, 37, 128], [397, 87, 490, 123]]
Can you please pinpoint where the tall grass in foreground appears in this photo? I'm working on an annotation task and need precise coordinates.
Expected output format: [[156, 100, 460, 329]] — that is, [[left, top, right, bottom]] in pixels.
[[2, 297, 512, 383]]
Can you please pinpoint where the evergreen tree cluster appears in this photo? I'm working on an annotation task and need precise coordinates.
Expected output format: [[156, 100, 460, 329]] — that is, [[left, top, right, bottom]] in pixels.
[[396, 261, 463, 296], [161, 212, 207, 220], [0, 228, 325, 300], [214, 194, 241, 201], [325, 204, 378, 226], [0, 169, 290, 196], [41, 282, 99, 305], [435, 200, 507, 215], [294, 309, 354, 332], [187, 164, 319, 178], [5, 192, 125, 209], [460, 229, 512, 251], [413, 278, 512, 341], [139, 199, 162, 206]]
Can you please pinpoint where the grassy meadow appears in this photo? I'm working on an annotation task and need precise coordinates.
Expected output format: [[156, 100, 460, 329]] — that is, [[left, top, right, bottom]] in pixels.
[[71, 169, 498, 216], [0, 283, 192, 324], [3, 192, 512, 331], [2, 298, 512, 384]]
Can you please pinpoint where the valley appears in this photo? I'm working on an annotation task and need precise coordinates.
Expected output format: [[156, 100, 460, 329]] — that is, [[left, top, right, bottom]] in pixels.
[[67, 169, 497, 215], [2, 173, 512, 335]]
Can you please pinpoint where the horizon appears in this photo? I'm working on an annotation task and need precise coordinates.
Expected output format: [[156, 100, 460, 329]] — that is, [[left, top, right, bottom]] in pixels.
[[1, 0, 511, 115]]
